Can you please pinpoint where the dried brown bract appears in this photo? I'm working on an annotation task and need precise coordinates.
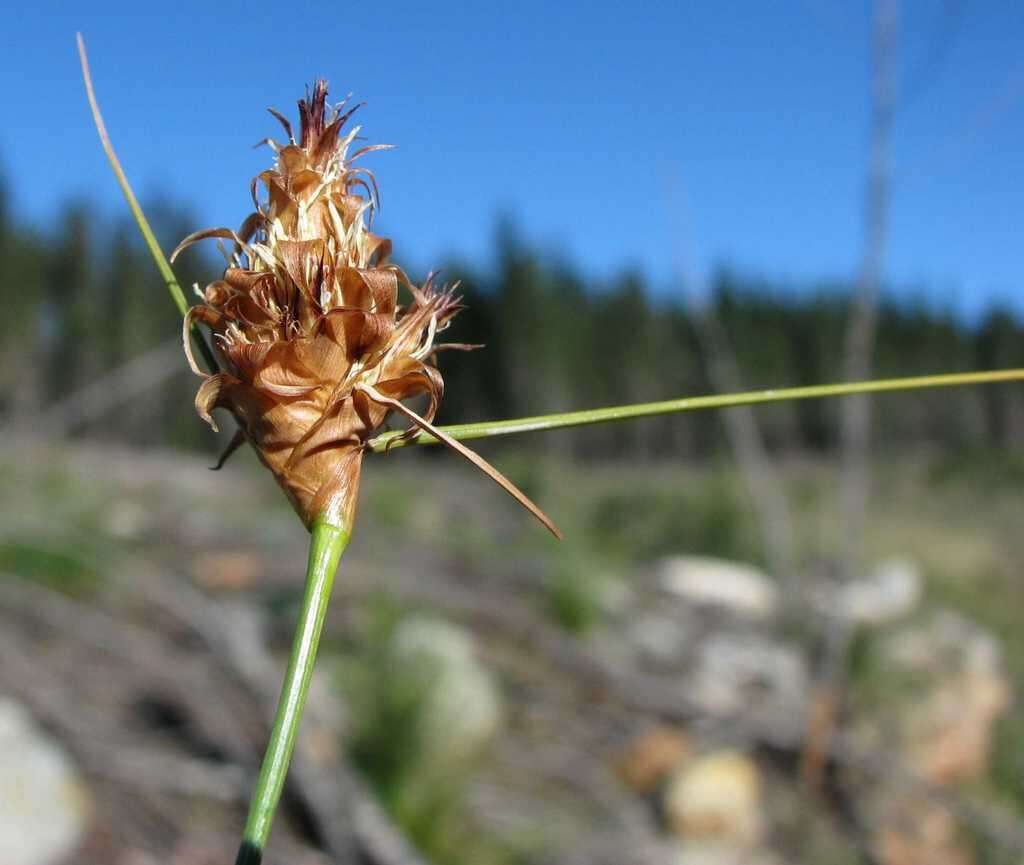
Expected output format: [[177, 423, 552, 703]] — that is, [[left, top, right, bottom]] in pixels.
[[174, 82, 559, 537]]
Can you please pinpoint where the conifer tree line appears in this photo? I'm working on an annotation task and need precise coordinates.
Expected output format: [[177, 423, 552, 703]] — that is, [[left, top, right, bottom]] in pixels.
[[3, 186, 1022, 458]]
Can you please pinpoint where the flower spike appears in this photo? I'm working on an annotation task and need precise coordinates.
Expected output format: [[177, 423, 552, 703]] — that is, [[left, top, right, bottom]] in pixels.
[[177, 81, 558, 536]]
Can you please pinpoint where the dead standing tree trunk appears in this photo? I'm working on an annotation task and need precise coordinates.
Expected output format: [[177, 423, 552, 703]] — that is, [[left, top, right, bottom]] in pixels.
[[804, 0, 898, 792], [840, 0, 897, 576], [668, 179, 798, 593], [692, 304, 798, 590]]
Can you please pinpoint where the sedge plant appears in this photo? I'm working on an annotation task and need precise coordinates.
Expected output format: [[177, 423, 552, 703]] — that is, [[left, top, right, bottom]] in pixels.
[[78, 35, 1024, 864]]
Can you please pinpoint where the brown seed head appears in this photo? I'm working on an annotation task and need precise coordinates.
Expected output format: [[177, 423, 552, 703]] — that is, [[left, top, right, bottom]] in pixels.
[[175, 82, 560, 538], [174, 82, 462, 530]]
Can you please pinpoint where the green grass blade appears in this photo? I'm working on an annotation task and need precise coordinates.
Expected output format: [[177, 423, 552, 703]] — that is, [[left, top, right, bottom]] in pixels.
[[369, 368, 1024, 452], [77, 33, 219, 374]]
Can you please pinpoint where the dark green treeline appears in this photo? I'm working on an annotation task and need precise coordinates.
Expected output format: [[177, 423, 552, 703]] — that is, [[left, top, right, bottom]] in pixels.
[[2, 189, 1021, 457]]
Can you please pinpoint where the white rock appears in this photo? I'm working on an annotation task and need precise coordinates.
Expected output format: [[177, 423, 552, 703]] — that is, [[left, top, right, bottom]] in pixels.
[[0, 698, 89, 865], [833, 558, 921, 626], [391, 616, 503, 766], [657, 557, 779, 619]]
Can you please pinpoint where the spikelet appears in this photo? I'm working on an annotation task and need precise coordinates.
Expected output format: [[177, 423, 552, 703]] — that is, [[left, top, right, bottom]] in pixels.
[[174, 82, 559, 537]]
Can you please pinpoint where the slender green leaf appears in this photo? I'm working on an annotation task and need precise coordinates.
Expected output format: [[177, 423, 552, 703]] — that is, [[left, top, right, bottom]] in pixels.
[[369, 369, 1024, 452], [77, 33, 219, 374]]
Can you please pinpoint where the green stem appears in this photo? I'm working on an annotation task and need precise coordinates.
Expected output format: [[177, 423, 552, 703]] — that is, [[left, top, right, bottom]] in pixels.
[[77, 33, 220, 375], [235, 518, 350, 865], [368, 368, 1024, 453]]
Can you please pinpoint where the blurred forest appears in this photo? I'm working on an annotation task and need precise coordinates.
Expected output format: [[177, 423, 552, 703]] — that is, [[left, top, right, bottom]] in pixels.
[[4, 179, 1024, 456], [5, 172, 1024, 865]]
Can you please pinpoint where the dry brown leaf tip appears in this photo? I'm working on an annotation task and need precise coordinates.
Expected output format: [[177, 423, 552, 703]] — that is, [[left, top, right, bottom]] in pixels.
[[178, 81, 560, 538]]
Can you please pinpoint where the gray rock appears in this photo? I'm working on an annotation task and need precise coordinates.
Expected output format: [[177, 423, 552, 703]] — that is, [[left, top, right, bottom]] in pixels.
[[830, 558, 922, 626], [689, 633, 808, 717], [626, 614, 692, 664]]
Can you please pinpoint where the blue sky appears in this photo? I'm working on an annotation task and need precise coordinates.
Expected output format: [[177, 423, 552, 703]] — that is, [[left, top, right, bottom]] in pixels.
[[5, 1, 1023, 319]]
